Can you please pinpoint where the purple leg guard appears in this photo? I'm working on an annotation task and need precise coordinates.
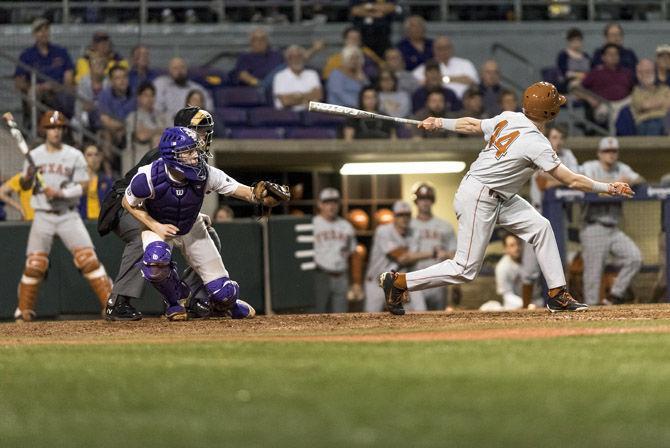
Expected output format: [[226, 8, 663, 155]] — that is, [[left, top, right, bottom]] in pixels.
[[140, 241, 190, 307], [205, 277, 239, 310]]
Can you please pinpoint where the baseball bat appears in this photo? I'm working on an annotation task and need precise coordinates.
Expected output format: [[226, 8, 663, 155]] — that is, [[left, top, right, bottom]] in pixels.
[[2, 112, 46, 191], [308, 101, 422, 126]]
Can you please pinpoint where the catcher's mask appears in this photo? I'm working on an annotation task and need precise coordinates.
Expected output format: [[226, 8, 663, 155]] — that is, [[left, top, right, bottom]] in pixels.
[[174, 106, 214, 157], [159, 126, 207, 182], [522, 81, 566, 122]]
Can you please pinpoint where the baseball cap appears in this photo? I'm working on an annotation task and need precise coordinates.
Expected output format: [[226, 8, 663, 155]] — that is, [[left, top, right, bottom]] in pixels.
[[598, 136, 619, 151], [319, 188, 340, 202], [656, 44, 670, 55], [392, 200, 412, 215], [32, 18, 49, 33], [92, 31, 110, 43]]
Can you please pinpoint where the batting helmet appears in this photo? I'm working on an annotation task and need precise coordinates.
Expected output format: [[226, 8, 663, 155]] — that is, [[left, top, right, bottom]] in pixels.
[[39, 110, 67, 130], [159, 126, 207, 181], [347, 208, 370, 231], [412, 182, 436, 202], [374, 208, 394, 226], [522, 82, 566, 122]]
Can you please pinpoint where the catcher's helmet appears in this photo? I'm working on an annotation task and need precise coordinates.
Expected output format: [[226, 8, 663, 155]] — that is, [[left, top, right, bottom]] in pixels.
[[412, 182, 436, 202], [522, 82, 566, 122], [39, 110, 68, 129], [174, 106, 214, 156], [159, 126, 207, 181]]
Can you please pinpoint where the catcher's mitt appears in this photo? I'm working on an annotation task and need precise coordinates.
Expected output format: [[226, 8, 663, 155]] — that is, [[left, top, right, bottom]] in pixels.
[[252, 181, 291, 207]]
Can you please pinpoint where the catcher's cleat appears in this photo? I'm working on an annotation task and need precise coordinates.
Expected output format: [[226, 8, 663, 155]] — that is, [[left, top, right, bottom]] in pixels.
[[229, 299, 256, 319], [546, 288, 589, 312], [165, 304, 188, 321], [186, 298, 211, 319], [14, 307, 36, 323], [378, 271, 407, 316], [105, 295, 142, 321]]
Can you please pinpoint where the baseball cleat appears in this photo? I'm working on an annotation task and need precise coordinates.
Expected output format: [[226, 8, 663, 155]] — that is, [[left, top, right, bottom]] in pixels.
[[546, 288, 589, 312], [186, 298, 211, 319], [14, 307, 36, 323], [378, 271, 407, 316], [105, 295, 142, 321], [229, 299, 256, 319], [165, 305, 188, 321]]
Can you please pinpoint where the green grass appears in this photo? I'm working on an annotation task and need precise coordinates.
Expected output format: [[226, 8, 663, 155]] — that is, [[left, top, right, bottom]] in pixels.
[[1, 335, 669, 448]]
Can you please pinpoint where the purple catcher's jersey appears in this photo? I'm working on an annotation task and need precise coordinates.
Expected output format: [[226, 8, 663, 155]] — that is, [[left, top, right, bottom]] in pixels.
[[126, 159, 240, 235]]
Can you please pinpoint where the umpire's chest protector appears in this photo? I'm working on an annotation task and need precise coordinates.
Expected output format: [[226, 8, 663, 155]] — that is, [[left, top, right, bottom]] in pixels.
[[145, 160, 207, 235]]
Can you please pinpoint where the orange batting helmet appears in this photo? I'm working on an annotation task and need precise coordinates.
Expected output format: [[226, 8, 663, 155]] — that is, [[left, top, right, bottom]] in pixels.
[[39, 110, 68, 129], [347, 208, 370, 231], [522, 82, 566, 122]]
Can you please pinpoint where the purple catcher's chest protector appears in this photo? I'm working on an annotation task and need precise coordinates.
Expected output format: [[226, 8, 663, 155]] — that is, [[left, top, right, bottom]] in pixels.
[[145, 159, 207, 235]]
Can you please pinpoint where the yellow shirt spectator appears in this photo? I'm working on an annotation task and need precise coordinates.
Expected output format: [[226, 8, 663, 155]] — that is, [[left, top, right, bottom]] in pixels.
[[0, 173, 34, 220]]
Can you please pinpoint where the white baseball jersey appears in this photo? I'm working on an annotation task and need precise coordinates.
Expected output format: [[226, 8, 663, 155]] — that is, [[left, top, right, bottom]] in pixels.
[[410, 216, 457, 271], [465, 111, 562, 200], [312, 215, 357, 273], [24, 143, 89, 212], [365, 223, 416, 279], [125, 163, 239, 207], [495, 254, 522, 297], [529, 148, 579, 208], [580, 160, 641, 226]]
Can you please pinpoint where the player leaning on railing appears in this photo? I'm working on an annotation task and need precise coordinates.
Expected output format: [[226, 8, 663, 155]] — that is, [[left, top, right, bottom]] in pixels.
[[379, 81, 634, 315]]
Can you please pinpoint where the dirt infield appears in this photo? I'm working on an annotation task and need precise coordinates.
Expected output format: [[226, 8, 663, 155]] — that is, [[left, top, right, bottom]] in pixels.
[[1, 304, 669, 346]]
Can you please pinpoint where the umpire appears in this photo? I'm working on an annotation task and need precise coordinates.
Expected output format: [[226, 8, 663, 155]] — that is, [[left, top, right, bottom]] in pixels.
[[580, 137, 644, 305], [99, 106, 217, 320]]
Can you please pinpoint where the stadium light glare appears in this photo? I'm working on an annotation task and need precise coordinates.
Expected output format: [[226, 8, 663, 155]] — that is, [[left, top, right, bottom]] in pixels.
[[340, 161, 466, 175]]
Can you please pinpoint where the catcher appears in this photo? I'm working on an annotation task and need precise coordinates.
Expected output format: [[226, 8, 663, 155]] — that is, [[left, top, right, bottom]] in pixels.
[[122, 126, 289, 320]]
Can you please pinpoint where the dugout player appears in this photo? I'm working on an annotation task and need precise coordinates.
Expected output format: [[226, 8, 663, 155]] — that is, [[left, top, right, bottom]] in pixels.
[[379, 82, 634, 315], [409, 182, 459, 310], [99, 106, 218, 320], [579, 137, 644, 305], [9, 110, 113, 321], [495, 233, 524, 310], [312, 188, 364, 313]]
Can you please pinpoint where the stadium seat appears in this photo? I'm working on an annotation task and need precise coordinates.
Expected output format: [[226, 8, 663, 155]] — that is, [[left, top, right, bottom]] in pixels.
[[229, 127, 284, 139], [285, 127, 338, 139], [215, 87, 268, 108], [215, 107, 248, 126], [396, 126, 413, 139], [302, 111, 346, 127], [248, 107, 302, 127]]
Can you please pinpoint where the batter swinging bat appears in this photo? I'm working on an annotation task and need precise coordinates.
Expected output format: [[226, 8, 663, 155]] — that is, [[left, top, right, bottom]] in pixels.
[[308, 101, 422, 126], [2, 112, 46, 190]]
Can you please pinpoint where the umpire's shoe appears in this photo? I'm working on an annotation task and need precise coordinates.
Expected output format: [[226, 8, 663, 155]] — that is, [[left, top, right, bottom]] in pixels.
[[105, 295, 142, 321], [187, 298, 211, 319], [546, 288, 589, 312], [378, 271, 408, 316]]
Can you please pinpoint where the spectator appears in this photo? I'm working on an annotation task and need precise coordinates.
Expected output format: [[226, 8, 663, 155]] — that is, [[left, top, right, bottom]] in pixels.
[[0, 172, 34, 221], [412, 36, 479, 99], [185, 89, 206, 109], [98, 64, 136, 171], [411, 60, 461, 113], [349, 0, 396, 58], [214, 205, 235, 223], [580, 44, 634, 128], [655, 44, 670, 86], [74, 55, 109, 132], [126, 82, 170, 151], [448, 86, 487, 120], [493, 233, 524, 310], [412, 91, 450, 139], [312, 188, 361, 313], [396, 15, 433, 71], [128, 45, 158, 93], [327, 46, 368, 108], [322, 27, 383, 80], [591, 22, 638, 71], [499, 89, 519, 112], [79, 145, 113, 220], [377, 69, 411, 118], [233, 28, 283, 87], [579, 137, 644, 306], [343, 87, 396, 141], [630, 59, 670, 135], [75, 31, 128, 84], [557, 28, 591, 90], [153, 57, 214, 119], [383, 48, 419, 94], [272, 45, 323, 111], [479, 59, 503, 116], [15, 18, 74, 124]]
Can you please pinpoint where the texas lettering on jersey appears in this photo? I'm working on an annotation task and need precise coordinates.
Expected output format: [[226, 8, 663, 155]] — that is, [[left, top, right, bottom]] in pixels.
[[38, 163, 74, 177]]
